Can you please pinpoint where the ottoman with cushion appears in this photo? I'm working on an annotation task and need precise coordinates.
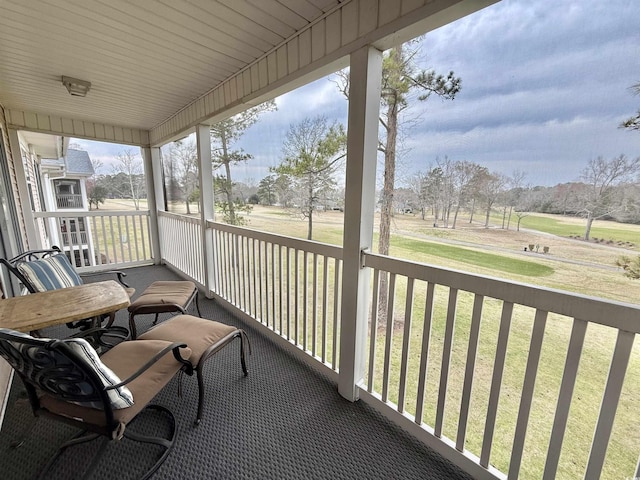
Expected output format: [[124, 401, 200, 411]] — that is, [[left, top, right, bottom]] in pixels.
[[128, 280, 201, 338], [138, 314, 250, 425]]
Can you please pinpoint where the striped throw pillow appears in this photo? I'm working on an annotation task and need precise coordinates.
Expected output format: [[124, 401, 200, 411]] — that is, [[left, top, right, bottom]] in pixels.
[[63, 337, 135, 409], [17, 254, 83, 292], [0, 328, 134, 409]]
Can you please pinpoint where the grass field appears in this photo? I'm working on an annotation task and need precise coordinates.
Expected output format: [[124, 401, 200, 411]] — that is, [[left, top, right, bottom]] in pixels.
[[392, 236, 555, 277], [520, 213, 640, 247], [239, 205, 640, 479], [100, 201, 640, 478], [240, 206, 640, 304]]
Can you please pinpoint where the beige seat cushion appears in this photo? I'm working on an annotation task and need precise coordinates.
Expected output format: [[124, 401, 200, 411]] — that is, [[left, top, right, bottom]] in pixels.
[[128, 281, 196, 311], [138, 315, 238, 363], [40, 339, 191, 428]]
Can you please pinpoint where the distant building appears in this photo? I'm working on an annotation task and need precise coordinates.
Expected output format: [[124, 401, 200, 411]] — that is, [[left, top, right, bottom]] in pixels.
[[40, 149, 95, 266]]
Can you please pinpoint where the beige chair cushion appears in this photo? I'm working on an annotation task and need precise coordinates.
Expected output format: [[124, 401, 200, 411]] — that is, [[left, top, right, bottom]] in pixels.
[[128, 281, 196, 311], [40, 339, 191, 428], [138, 315, 237, 363]]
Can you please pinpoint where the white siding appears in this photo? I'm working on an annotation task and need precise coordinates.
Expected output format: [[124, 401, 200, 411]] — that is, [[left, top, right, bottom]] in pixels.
[[6, 110, 149, 146]]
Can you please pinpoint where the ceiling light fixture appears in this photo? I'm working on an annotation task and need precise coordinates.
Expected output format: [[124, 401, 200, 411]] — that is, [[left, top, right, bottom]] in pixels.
[[61, 76, 91, 97]]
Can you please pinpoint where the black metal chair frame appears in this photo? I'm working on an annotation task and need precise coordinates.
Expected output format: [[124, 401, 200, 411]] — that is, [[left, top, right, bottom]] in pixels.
[[193, 329, 249, 424], [0, 246, 131, 330], [0, 329, 192, 480]]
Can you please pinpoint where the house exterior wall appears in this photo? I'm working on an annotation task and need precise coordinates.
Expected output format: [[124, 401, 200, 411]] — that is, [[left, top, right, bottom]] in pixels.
[[5, 109, 149, 147], [0, 107, 20, 429], [22, 143, 48, 248], [0, 106, 27, 250], [44, 174, 94, 264]]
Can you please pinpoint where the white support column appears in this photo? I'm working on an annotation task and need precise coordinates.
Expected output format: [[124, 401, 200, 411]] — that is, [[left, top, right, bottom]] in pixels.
[[338, 45, 383, 402], [7, 128, 39, 249], [142, 146, 163, 264], [196, 125, 215, 296]]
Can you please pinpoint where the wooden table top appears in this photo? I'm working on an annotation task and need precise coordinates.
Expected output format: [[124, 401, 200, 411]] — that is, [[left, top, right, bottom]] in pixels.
[[0, 280, 130, 333]]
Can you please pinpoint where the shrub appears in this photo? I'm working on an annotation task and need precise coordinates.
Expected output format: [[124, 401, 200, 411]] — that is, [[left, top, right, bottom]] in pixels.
[[615, 255, 640, 279]]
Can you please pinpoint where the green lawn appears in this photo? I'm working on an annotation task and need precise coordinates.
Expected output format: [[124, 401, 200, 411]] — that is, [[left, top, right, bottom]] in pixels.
[[521, 213, 640, 247], [391, 237, 555, 277]]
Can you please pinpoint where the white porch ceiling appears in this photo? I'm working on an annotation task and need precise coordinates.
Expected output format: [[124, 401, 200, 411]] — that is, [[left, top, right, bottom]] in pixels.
[[19, 130, 66, 158], [0, 0, 346, 131]]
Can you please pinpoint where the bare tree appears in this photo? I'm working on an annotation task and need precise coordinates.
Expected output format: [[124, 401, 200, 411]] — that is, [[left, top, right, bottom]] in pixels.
[[275, 174, 295, 208], [89, 156, 104, 176], [169, 140, 199, 214], [407, 171, 430, 220], [514, 187, 535, 231], [578, 155, 640, 240], [451, 161, 486, 229], [503, 170, 527, 230], [620, 82, 640, 131], [394, 187, 417, 214], [432, 157, 456, 227], [477, 171, 507, 228], [113, 149, 145, 210], [272, 116, 346, 240], [423, 166, 446, 225], [86, 155, 106, 210], [211, 100, 276, 225]]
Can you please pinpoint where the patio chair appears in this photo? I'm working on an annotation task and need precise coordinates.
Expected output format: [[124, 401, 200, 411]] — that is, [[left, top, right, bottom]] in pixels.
[[0, 246, 134, 330], [0, 327, 192, 480], [137, 314, 250, 425]]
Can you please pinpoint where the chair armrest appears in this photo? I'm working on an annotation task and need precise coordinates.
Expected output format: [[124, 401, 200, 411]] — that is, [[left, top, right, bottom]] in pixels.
[[80, 270, 130, 288], [106, 342, 192, 389], [69, 326, 130, 350]]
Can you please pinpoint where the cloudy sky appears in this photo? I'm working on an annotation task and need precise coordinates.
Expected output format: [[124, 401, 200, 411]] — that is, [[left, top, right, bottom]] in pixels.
[[75, 0, 640, 188]]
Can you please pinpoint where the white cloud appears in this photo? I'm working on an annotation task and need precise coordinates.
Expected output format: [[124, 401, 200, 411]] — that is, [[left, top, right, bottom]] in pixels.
[[402, 114, 639, 186], [70, 139, 142, 174], [73, 0, 640, 188]]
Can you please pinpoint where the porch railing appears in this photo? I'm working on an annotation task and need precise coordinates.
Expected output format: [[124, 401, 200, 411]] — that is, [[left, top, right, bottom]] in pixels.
[[33, 210, 153, 269], [201, 222, 638, 480], [55, 193, 83, 209], [208, 220, 343, 370], [360, 251, 640, 480], [60, 230, 88, 246], [116, 211, 639, 479], [158, 211, 205, 286]]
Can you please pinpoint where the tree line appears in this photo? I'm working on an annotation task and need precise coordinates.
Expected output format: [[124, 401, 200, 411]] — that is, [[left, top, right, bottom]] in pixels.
[[399, 154, 640, 240]]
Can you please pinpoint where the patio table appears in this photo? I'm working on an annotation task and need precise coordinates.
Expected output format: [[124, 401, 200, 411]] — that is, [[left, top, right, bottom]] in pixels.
[[0, 280, 130, 333]]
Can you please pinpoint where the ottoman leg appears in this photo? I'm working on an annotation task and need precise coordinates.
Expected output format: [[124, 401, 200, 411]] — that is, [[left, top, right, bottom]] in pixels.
[[196, 368, 206, 426], [240, 330, 250, 377], [194, 294, 202, 316], [193, 330, 250, 426]]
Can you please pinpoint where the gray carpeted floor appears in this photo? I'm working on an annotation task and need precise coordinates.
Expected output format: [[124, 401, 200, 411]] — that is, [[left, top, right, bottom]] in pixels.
[[0, 265, 473, 480]]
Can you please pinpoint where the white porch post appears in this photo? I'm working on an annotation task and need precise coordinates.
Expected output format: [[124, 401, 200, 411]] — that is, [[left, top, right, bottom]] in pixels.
[[142, 146, 163, 264], [7, 128, 39, 249], [338, 45, 382, 402], [196, 124, 215, 295]]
